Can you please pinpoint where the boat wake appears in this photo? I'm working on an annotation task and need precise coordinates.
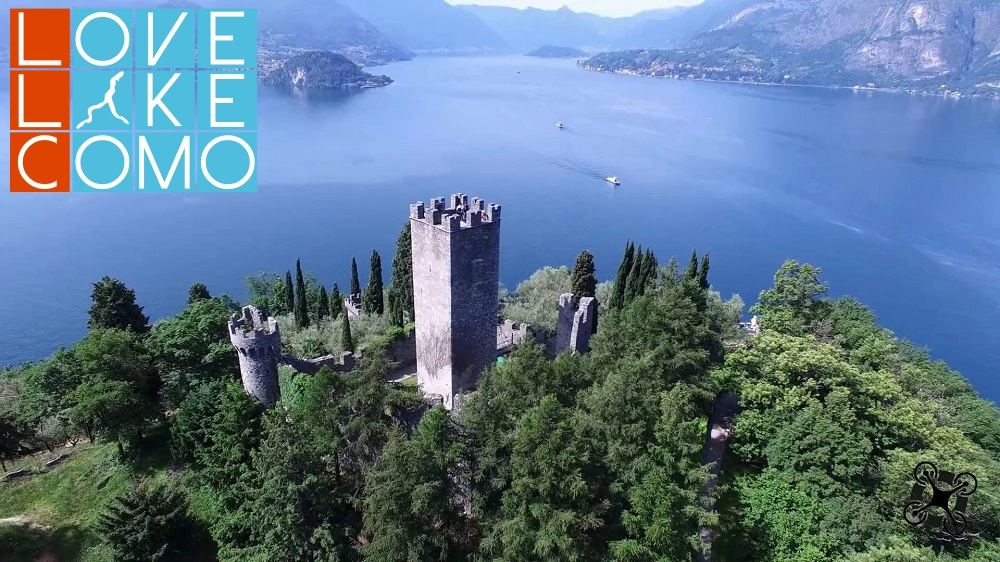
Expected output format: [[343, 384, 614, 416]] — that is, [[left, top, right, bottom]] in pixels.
[[542, 156, 608, 182]]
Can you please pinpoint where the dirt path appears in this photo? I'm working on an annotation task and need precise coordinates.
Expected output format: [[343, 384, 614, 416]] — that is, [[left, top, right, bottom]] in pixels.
[[697, 392, 740, 562]]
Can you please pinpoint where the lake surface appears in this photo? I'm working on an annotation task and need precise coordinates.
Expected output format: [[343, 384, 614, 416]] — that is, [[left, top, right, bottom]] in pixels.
[[2, 56, 999, 400]]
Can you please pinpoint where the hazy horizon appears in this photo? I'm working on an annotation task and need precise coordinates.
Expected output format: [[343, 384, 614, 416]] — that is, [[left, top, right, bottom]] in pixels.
[[445, 0, 704, 18]]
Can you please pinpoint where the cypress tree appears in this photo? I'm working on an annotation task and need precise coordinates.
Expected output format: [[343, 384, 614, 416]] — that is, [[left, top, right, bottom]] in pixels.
[[295, 259, 309, 328], [570, 250, 597, 299], [350, 258, 361, 296], [330, 283, 343, 320], [362, 250, 385, 315], [284, 271, 295, 314], [389, 222, 415, 322], [641, 249, 659, 293], [318, 286, 330, 320], [625, 244, 644, 304], [698, 253, 710, 291], [341, 313, 354, 353], [609, 241, 635, 310], [684, 249, 699, 281], [387, 289, 404, 327], [665, 256, 680, 284]]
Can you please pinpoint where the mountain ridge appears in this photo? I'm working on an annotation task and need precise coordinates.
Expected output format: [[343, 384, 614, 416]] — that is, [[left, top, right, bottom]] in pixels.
[[583, 0, 1000, 96]]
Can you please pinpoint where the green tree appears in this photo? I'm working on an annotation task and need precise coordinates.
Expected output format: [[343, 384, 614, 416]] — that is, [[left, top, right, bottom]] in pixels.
[[350, 258, 361, 296], [483, 396, 610, 562], [95, 479, 196, 562], [387, 288, 404, 328], [611, 384, 712, 562], [362, 250, 385, 315], [284, 271, 295, 314], [234, 411, 357, 562], [749, 260, 831, 336], [295, 259, 310, 328], [341, 314, 355, 354], [330, 283, 343, 320], [609, 241, 635, 310], [698, 253, 710, 290], [361, 408, 468, 561], [571, 250, 598, 299], [684, 250, 699, 281], [87, 276, 150, 334], [147, 298, 240, 408], [390, 221, 415, 322], [68, 378, 147, 457], [0, 410, 29, 471], [318, 286, 330, 321], [187, 283, 211, 305]]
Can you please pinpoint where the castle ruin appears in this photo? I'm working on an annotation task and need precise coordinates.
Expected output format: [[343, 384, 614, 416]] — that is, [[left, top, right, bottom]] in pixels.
[[556, 294, 597, 354], [228, 305, 281, 408], [410, 194, 501, 410]]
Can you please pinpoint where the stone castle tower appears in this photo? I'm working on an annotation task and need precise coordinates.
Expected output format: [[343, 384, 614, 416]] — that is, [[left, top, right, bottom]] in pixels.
[[228, 305, 281, 408], [556, 294, 597, 355], [410, 193, 501, 410]]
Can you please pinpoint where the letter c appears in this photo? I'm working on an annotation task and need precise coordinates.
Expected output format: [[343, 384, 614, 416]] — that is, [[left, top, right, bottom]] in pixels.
[[18, 135, 58, 189]]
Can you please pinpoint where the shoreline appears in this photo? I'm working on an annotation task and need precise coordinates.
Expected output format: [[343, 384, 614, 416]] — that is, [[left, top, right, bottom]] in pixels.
[[578, 64, 1000, 101]]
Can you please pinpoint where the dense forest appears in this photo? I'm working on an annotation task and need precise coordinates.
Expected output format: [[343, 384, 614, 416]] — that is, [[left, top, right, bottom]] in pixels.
[[2, 223, 999, 562]]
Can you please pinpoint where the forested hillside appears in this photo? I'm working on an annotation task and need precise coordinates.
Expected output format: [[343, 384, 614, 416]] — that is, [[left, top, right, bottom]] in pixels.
[[2, 235, 999, 561]]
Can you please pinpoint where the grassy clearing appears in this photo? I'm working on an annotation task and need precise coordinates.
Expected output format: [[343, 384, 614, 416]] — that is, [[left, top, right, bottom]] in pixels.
[[0, 426, 176, 562]]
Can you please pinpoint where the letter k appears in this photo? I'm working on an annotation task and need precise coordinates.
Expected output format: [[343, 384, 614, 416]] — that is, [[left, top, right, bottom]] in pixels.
[[148, 73, 181, 127]]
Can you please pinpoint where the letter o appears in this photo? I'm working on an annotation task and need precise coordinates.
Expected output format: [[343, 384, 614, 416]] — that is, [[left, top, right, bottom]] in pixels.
[[75, 12, 130, 67], [75, 135, 130, 189], [200, 135, 255, 190], [18, 135, 58, 190]]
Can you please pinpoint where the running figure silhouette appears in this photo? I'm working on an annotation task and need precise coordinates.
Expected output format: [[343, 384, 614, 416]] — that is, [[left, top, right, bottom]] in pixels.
[[75, 71, 129, 129]]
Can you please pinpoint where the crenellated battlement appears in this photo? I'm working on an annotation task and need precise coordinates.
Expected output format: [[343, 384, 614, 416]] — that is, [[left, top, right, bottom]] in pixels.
[[409, 193, 501, 232], [228, 305, 281, 408]]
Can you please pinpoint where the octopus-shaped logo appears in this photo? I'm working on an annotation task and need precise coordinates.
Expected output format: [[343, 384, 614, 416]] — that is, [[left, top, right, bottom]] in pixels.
[[904, 461, 977, 538]]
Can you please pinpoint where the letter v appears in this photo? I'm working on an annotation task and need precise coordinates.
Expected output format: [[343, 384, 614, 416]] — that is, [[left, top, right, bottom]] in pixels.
[[148, 11, 187, 66]]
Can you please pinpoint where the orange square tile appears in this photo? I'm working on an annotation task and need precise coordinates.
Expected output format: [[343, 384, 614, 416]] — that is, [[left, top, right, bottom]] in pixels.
[[9, 70, 70, 131], [10, 9, 70, 69], [10, 132, 71, 192]]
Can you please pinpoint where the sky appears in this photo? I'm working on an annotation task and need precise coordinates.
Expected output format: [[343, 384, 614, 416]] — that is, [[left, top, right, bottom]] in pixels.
[[445, 0, 704, 18]]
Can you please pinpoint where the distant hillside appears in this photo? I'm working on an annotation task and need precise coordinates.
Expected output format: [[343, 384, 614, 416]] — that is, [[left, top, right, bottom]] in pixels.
[[611, 0, 759, 49], [526, 45, 587, 58], [584, 0, 1000, 96], [460, 5, 604, 52], [339, 0, 507, 54], [259, 51, 393, 90], [234, 0, 413, 67]]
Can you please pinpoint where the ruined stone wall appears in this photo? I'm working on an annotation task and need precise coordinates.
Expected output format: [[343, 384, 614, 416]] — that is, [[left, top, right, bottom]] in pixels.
[[555, 294, 596, 355], [410, 194, 501, 410], [229, 306, 281, 408]]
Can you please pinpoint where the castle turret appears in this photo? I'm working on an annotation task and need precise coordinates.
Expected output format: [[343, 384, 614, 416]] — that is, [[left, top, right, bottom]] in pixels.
[[556, 294, 596, 355], [410, 194, 501, 410], [228, 305, 281, 408]]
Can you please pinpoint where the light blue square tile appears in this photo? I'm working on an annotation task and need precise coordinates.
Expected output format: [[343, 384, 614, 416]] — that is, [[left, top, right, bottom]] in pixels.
[[136, 70, 195, 130], [72, 132, 134, 192], [136, 133, 195, 191], [72, 70, 133, 131], [197, 132, 256, 192], [196, 9, 257, 69], [196, 70, 256, 130], [135, 9, 195, 69], [71, 9, 134, 69]]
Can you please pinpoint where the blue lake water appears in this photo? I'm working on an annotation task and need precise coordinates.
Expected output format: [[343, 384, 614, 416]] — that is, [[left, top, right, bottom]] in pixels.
[[2, 56, 999, 401]]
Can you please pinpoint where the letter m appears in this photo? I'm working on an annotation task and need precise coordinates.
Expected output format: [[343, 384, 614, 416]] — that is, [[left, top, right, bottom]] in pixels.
[[138, 135, 191, 190]]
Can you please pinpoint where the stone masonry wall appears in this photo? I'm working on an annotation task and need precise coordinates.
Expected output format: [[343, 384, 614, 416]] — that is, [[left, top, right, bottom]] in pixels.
[[229, 306, 282, 408], [410, 193, 501, 410], [556, 294, 597, 355]]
